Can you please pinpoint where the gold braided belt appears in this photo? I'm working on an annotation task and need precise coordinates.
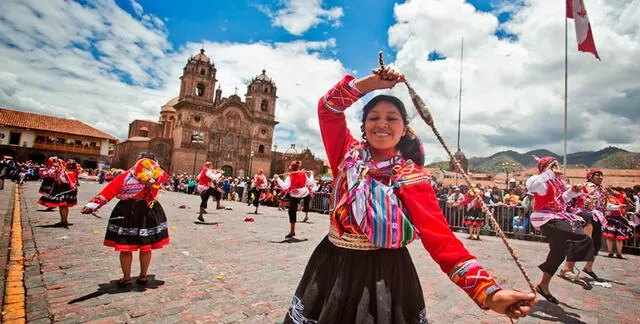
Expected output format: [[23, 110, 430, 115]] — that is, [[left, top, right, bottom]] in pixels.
[[328, 226, 379, 250]]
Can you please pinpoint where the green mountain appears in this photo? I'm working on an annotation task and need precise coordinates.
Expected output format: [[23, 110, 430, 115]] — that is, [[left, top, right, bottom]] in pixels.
[[427, 147, 639, 173]]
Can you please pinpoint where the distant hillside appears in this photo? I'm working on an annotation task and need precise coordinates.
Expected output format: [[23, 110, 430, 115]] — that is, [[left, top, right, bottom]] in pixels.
[[427, 147, 639, 173]]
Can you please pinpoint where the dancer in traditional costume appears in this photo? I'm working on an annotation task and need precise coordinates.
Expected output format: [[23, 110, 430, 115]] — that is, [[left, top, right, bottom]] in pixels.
[[456, 186, 484, 240], [80, 153, 169, 286], [283, 69, 535, 323], [603, 188, 632, 259], [249, 169, 268, 214], [274, 161, 316, 238], [566, 168, 606, 280], [526, 156, 593, 303], [196, 161, 223, 222], [37, 157, 79, 227]]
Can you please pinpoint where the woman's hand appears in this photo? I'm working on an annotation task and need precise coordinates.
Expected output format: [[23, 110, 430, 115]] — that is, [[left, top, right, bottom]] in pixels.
[[355, 68, 405, 93], [486, 289, 537, 319]]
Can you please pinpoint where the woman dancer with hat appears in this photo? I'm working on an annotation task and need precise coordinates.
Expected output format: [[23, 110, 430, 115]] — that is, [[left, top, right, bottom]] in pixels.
[[80, 153, 170, 286], [37, 157, 80, 227], [526, 156, 594, 303], [283, 68, 535, 322]]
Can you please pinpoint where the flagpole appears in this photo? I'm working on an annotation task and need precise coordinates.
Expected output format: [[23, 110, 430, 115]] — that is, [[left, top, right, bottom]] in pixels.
[[456, 36, 463, 186], [563, 0, 569, 177]]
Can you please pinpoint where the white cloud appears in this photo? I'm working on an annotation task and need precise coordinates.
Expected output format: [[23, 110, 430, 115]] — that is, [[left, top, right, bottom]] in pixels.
[[0, 0, 348, 161], [258, 0, 344, 36], [383, 0, 640, 163], [0, 0, 638, 167]]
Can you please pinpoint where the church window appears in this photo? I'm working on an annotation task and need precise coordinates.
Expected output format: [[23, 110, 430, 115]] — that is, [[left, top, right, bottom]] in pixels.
[[264, 87, 268, 93], [260, 100, 268, 112], [200, 69, 205, 76], [258, 145, 265, 154], [196, 83, 205, 96], [260, 129, 267, 135], [243, 137, 248, 145], [194, 115, 201, 123], [226, 135, 234, 145]]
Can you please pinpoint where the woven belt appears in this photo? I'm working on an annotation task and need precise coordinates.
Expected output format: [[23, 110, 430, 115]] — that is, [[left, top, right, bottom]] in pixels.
[[328, 226, 379, 250]]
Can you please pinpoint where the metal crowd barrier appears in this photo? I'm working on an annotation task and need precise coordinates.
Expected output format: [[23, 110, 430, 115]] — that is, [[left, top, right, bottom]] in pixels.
[[304, 194, 639, 255]]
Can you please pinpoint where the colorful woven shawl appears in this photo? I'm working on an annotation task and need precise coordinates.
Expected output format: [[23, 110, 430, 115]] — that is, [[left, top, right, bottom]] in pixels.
[[331, 142, 426, 249]]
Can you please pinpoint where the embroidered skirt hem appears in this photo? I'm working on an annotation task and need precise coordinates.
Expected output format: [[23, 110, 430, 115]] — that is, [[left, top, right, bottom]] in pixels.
[[283, 236, 428, 324], [104, 199, 170, 252]]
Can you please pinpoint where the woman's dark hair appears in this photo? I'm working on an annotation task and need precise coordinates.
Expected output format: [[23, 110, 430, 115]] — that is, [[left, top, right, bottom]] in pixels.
[[137, 151, 157, 161], [361, 95, 424, 165]]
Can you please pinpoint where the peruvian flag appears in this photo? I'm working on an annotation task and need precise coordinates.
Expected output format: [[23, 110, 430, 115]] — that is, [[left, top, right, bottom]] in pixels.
[[567, 0, 600, 60]]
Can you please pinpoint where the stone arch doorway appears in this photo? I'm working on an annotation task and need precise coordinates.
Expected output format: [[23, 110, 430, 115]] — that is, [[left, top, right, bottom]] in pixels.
[[221, 165, 233, 177]]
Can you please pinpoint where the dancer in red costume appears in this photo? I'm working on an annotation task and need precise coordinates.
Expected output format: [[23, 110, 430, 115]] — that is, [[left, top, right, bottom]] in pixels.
[[283, 68, 535, 323], [274, 161, 316, 238], [81, 153, 169, 286], [37, 157, 80, 227], [526, 157, 594, 303], [196, 161, 224, 222]]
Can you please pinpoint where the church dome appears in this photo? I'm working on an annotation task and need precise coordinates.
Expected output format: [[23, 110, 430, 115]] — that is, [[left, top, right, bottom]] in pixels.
[[284, 144, 298, 155], [161, 97, 178, 113], [192, 48, 210, 63], [254, 69, 272, 82]]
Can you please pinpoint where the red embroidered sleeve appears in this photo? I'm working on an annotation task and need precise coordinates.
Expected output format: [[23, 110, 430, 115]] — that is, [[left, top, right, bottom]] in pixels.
[[397, 182, 502, 308], [318, 75, 363, 178], [86, 172, 126, 210]]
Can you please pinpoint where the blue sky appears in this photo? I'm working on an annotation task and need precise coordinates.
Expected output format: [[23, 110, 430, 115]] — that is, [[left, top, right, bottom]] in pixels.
[[1, 0, 638, 162], [113, 0, 513, 80]]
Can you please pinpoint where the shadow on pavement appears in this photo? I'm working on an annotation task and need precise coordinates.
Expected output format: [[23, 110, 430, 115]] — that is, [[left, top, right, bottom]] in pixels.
[[36, 209, 57, 212], [193, 221, 221, 225], [528, 300, 586, 323], [67, 275, 165, 304], [36, 223, 73, 228], [269, 238, 309, 244]]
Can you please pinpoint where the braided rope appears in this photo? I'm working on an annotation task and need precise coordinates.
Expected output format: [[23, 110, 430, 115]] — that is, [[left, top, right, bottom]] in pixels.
[[373, 52, 535, 321]]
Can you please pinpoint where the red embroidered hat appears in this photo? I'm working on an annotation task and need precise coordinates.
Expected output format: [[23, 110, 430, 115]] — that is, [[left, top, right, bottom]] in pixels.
[[586, 168, 602, 180], [537, 156, 556, 173]]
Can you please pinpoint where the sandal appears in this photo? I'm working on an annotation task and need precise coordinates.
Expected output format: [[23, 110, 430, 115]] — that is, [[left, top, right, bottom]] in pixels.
[[535, 285, 559, 304], [116, 278, 131, 287], [285, 232, 295, 239], [616, 254, 626, 259], [136, 276, 148, 285], [582, 268, 601, 281]]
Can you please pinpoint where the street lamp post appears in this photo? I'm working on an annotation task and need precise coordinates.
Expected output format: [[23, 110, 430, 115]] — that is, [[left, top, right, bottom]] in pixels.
[[501, 161, 516, 190], [191, 129, 204, 175], [249, 151, 254, 176]]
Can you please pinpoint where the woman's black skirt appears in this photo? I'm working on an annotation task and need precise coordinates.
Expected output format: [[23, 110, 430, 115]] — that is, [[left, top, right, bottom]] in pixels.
[[37, 182, 77, 208], [104, 199, 170, 252], [284, 237, 428, 324], [463, 207, 484, 226], [38, 177, 55, 194]]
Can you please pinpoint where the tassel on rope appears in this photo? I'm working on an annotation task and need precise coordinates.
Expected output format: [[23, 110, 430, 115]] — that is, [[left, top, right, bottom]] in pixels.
[[373, 52, 535, 320]]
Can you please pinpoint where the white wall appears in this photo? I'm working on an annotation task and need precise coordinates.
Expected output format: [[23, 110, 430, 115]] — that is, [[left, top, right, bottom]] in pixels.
[[0, 126, 35, 147]]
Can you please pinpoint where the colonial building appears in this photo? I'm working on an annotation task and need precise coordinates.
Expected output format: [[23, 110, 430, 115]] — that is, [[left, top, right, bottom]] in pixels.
[[270, 144, 326, 176], [112, 49, 278, 177], [0, 108, 117, 168]]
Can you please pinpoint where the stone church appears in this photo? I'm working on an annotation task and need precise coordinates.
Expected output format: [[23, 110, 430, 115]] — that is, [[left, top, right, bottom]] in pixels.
[[112, 49, 278, 177]]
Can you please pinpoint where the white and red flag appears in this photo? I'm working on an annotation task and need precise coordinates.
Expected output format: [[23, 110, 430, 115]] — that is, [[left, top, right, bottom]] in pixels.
[[566, 0, 600, 60]]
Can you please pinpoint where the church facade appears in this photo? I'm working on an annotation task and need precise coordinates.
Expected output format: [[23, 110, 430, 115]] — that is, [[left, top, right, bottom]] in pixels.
[[112, 49, 278, 177]]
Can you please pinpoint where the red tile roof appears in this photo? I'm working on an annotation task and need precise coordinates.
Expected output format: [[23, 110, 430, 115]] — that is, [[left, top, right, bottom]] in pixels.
[[0, 108, 117, 141]]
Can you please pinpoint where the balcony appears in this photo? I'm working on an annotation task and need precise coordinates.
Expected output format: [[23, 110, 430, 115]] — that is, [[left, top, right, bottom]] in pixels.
[[32, 142, 101, 155]]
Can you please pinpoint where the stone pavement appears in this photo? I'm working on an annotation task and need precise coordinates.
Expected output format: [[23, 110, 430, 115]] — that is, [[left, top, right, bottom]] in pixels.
[[5, 181, 640, 323]]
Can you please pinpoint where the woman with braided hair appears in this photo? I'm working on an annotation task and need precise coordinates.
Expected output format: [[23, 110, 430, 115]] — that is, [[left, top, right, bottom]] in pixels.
[[283, 69, 535, 323]]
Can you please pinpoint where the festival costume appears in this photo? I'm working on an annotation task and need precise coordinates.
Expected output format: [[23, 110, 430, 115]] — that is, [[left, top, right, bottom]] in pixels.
[[602, 193, 631, 241], [283, 75, 502, 323], [250, 173, 268, 208], [459, 188, 485, 227], [572, 175, 607, 255], [197, 168, 222, 209], [85, 159, 170, 252], [526, 166, 594, 276], [276, 170, 315, 224], [37, 159, 78, 208]]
